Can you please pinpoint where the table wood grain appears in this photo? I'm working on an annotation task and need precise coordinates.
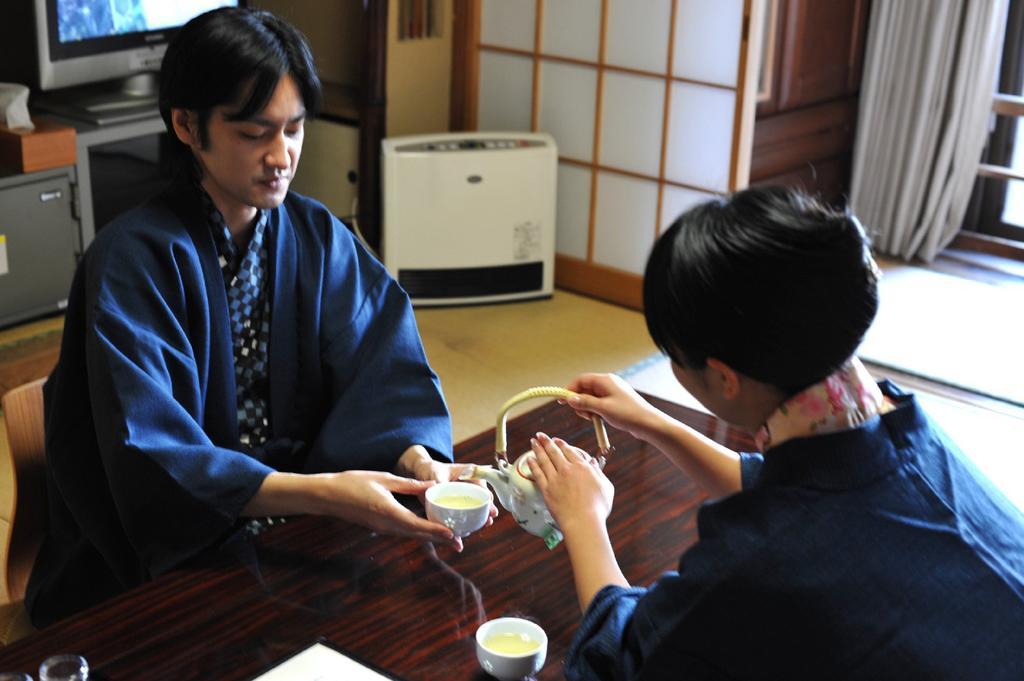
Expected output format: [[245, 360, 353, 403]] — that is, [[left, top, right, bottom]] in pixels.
[[0, 395, 754, 680]]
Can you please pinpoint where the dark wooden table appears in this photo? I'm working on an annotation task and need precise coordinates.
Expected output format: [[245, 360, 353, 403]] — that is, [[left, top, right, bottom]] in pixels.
[[0, 395, 753, 680]]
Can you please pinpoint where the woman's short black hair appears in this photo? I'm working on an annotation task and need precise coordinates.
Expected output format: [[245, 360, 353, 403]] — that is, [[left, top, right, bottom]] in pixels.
[[159, 7, 321, 158], [643, 186, 879, 395]]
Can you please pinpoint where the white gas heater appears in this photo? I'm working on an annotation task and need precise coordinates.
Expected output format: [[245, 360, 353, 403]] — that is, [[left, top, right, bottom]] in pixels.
[[381, 132, 557, 306]]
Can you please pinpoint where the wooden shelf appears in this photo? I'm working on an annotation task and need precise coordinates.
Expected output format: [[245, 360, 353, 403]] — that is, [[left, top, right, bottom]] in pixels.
[[0, 119, 76, 174]]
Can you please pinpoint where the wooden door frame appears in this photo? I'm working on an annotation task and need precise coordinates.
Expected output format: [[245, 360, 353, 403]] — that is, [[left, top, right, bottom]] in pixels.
[[450, 0, 481, 130], [357, 0, 389, 252]]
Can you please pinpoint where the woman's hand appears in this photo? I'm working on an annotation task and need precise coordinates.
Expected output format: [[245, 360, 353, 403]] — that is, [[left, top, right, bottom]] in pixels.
[[526, 433, 629, 614], [564, 373, 663, 441], [566, 374, 743, 499], [526, 432, 613, 535]]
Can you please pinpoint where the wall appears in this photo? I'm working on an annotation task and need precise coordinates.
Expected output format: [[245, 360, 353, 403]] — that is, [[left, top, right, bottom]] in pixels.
[[250, 0, 364, 89], [247, 0, 455, 247], [386, 0, 454, 137], [247, 1, 365, 221]]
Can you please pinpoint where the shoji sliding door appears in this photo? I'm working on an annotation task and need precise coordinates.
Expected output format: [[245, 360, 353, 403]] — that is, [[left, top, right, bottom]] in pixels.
[[460, 0, 762, 309]]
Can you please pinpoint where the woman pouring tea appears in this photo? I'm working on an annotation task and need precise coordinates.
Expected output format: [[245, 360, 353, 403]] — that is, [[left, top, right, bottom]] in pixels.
[[526, 187, 1024, 680]]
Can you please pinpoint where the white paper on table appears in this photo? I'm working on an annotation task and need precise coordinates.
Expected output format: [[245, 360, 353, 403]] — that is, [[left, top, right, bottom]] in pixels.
[[251, 642, 397, 681]]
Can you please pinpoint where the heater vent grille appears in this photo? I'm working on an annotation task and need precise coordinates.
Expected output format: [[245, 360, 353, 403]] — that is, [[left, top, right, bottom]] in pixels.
[[398, 262, 544, 300]]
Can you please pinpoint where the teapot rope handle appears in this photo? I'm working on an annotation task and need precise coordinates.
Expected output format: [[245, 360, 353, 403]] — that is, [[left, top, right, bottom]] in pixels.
[[495, 386, 613, 468]]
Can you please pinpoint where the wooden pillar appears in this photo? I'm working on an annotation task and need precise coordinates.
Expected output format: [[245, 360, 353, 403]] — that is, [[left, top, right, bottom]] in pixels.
[[358, 0, 388, 252]]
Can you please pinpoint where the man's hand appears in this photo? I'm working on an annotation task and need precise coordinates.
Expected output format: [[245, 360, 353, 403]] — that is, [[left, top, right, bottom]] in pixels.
[[395, 445, 499, 535], [243, 469, 463, 550], [322, 470, 463, 548], [399, 445, 472, 485]]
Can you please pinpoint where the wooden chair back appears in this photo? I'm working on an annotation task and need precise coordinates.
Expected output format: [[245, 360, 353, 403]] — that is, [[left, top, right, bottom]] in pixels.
[[0, 378, 47, 604]]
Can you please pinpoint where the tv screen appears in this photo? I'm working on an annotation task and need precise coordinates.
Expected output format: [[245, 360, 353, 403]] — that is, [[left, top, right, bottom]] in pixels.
[[49, 0, 237, 61], [27, 0, 238, 94]]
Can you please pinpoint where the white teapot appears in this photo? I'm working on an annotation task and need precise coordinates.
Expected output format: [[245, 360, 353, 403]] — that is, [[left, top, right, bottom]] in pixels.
[[459, 387, 612, 548]]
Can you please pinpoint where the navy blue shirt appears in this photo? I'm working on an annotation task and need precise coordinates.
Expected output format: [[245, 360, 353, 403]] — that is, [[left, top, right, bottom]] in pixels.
[[566, 382, 1024, 680]]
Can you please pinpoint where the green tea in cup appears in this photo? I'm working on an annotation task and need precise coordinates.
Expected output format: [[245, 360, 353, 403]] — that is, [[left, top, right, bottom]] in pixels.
[[483, 631, 542, 655], [432, 494, 487, 509]]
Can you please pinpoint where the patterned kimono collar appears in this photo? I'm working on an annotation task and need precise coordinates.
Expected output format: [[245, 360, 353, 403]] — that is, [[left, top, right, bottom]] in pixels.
[[191, 175, 268, 277], [755, 357, 891, 451]]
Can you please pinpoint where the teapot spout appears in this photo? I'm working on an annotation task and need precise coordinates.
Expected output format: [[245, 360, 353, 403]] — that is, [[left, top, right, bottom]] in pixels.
[[459, 463, 514, 512]]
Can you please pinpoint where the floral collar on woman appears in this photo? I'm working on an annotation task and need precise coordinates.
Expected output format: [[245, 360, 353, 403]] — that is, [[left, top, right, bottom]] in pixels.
[[755, 357, 893, 451]]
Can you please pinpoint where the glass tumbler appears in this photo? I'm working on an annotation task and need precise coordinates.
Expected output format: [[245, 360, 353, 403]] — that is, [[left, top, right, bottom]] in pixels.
[[0, 673, 33, 681], [38, 655, 88, 681]]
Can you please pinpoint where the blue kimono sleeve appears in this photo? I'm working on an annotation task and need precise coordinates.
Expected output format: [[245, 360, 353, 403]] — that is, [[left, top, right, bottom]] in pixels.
[[564, 496, 768, 680], [303, 222, 452, 473], [565, 585, 649, 681], [565, 572, 730, 681], [739, 452, 764, 489], [82, 261, 274, 577]]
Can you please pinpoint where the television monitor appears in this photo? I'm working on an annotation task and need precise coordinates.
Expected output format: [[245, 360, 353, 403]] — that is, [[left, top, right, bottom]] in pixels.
[[20, 0, 239, 124]]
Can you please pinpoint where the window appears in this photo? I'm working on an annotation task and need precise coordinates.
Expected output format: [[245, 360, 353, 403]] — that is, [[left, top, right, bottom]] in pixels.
[[965, 0, 1024, 242]]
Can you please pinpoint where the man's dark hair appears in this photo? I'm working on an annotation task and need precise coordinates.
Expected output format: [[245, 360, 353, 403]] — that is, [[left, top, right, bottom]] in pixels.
[[643, 186, 879, 395], [159, 7, 322, 163]]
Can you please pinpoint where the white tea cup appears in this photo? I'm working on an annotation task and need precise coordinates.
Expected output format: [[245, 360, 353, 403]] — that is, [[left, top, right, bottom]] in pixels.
[[425, 481, 492, 538], [475, 617, 547, 680]]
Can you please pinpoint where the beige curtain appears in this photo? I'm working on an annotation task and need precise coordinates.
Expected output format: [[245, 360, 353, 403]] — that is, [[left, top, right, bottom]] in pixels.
[[850, 0, 1009, 261]]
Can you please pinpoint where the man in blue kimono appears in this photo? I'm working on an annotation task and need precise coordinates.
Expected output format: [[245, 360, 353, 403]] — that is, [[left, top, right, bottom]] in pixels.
[[26, 7, 481, 628]]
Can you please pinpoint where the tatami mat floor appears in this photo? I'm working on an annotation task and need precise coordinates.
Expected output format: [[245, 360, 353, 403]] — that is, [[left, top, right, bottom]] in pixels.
[[1, 286, 1021, 515], [415, 290, 656, 443]]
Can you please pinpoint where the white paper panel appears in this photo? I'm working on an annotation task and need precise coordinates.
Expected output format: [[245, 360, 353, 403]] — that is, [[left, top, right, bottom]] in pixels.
[[555, 163, 593, 259], [538, 61, 597, 161], [605, 0, 672, 73], [672, 0, 743, 86], [660, 185, 717, 232], [593, 171, 658, 275], [541, 0, 600, 61], [600, 71, 664, 177], [477, 51, 534, 132], [665, 82, 735, 191], [480, 0, 536, 51]]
